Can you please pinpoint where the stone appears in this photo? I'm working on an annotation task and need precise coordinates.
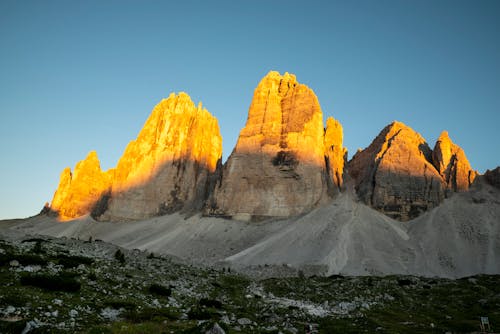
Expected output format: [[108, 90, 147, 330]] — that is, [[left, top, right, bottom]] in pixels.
[[207, 71, 336, 220], [348, 121, 445, 221], [50, 151, 113, 221], [432, 131, 476, 192], [205, 322, 226, 334], [485, 167, 500, 189], [97, 92, 222, 221], [324, 117, 347, 190], [237, 317, 252, 326]]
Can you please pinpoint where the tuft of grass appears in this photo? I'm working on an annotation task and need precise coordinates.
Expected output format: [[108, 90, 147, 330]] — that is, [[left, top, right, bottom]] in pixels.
[[123, 307, 180, 323], [20, 272, 81, 292], [103, 299, 137, 311]]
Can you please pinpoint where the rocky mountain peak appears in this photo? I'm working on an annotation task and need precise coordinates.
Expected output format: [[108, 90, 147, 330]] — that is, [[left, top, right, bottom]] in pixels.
[[98, 92, 222, 221], [324, 117, 347, 190], [207, 71, 339, 220], [50, 93, 222, 222], [50, 151, 113, 221], [432, 130, 476, 192], [348, 121, 445, 221]]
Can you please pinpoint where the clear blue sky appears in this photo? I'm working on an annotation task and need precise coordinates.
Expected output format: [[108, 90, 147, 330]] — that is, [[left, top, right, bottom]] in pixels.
[[1, 0, 499, 219]]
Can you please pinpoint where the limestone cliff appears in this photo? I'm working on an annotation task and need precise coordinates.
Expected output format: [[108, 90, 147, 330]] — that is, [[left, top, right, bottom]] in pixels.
[[207, 71, 340, 220], [348, 121, 445, 221], [324, 117, 347, 190], [98, 92, 222, 221], [50, 151, 113, 221], [432, 131, 476, 193], [485, 167, 500, 189]]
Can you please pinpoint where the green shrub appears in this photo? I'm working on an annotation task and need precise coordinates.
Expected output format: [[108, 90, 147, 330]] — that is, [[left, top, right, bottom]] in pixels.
[[55, 254, 93, 268], [20, 272, 81, 292], [148, 283, 172, 297], [199, 298, 222, 309], [187, 307, 213, 320], [13, 254, 47, 266], [0, 320, 26, 334], [114, 249, 125, 264]]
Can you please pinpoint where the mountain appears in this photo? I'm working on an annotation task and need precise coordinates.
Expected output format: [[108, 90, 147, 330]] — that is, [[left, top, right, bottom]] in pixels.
[[49, 93, 222, 221], [49, 151, 113, 221], [432, 130, 476, 193], [206, 71, 345, 220], [348, 121, 445, 221]]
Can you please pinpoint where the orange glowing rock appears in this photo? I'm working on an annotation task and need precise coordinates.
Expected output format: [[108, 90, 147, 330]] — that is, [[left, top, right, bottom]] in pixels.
[[324, 117, 347, 189], [432, 131, 476, 192], [97, 92, 222, 221], [50, 151, 113, 221], [50, 93, 222, 222], [207, 71, 342, 220]]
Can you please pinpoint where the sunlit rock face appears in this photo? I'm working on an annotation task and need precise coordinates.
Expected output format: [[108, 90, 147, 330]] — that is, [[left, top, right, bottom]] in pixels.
[[207, 71, 340, 220], [50, 151, 113, 221], [324, 117, 347, 190], [348, 121, 445, 221], [97, 92, 222, 221], [432, 131, 476, 193]]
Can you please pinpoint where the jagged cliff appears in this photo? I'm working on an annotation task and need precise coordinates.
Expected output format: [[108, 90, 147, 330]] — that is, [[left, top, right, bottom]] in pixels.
[[50, 93, 222, 221], [206, 71, 345, 220], [98, 92, 222, 221], [324, 117, 347, 190], [348, 122, 479, 221], [432, 131, 476, 193], [348, 121, 445, 221], [48, 71, 488, 223], [50, 151, 113, 221]]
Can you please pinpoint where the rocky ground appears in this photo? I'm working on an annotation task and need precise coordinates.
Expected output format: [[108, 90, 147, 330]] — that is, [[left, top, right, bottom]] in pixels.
[[1, 232, 499, 333]]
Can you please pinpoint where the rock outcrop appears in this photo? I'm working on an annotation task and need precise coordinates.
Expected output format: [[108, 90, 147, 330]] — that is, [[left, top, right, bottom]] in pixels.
[[485, 167, 500, 189], [432, 131, 476, 192], [97, 92, 222, 221], [348, 121, 445, 221], [207, 71, 341, 220], [324, 117, 347, 190], [50, 151, 113, 221], [50, 93, 222, 222]]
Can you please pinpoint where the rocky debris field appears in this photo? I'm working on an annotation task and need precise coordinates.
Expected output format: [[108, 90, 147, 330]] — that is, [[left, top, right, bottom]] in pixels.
[[1, 233, 499, 334]]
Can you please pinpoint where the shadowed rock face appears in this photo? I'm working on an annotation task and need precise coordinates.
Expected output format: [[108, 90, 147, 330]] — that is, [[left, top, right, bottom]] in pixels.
[[50, 93, 222, 221], [206, 71, 343, 220], [432, 131, 476, 193], [348, 121, 445, 221], [50, 151, 114, 221], [485, 167, 500, 189]]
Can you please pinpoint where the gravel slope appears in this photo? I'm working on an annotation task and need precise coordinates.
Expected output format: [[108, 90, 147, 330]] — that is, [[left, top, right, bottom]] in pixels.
[[2, 180, 499, 278]]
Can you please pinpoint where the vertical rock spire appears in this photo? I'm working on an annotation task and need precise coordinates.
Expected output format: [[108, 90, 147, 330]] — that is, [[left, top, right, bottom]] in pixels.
[[432, 131, 476, 192], [206, 71, 343, 220], [50, 151, 113, 220]]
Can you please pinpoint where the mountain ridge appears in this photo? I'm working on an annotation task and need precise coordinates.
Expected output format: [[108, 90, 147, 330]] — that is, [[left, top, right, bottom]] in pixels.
[[47, 71, 488, 223]]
